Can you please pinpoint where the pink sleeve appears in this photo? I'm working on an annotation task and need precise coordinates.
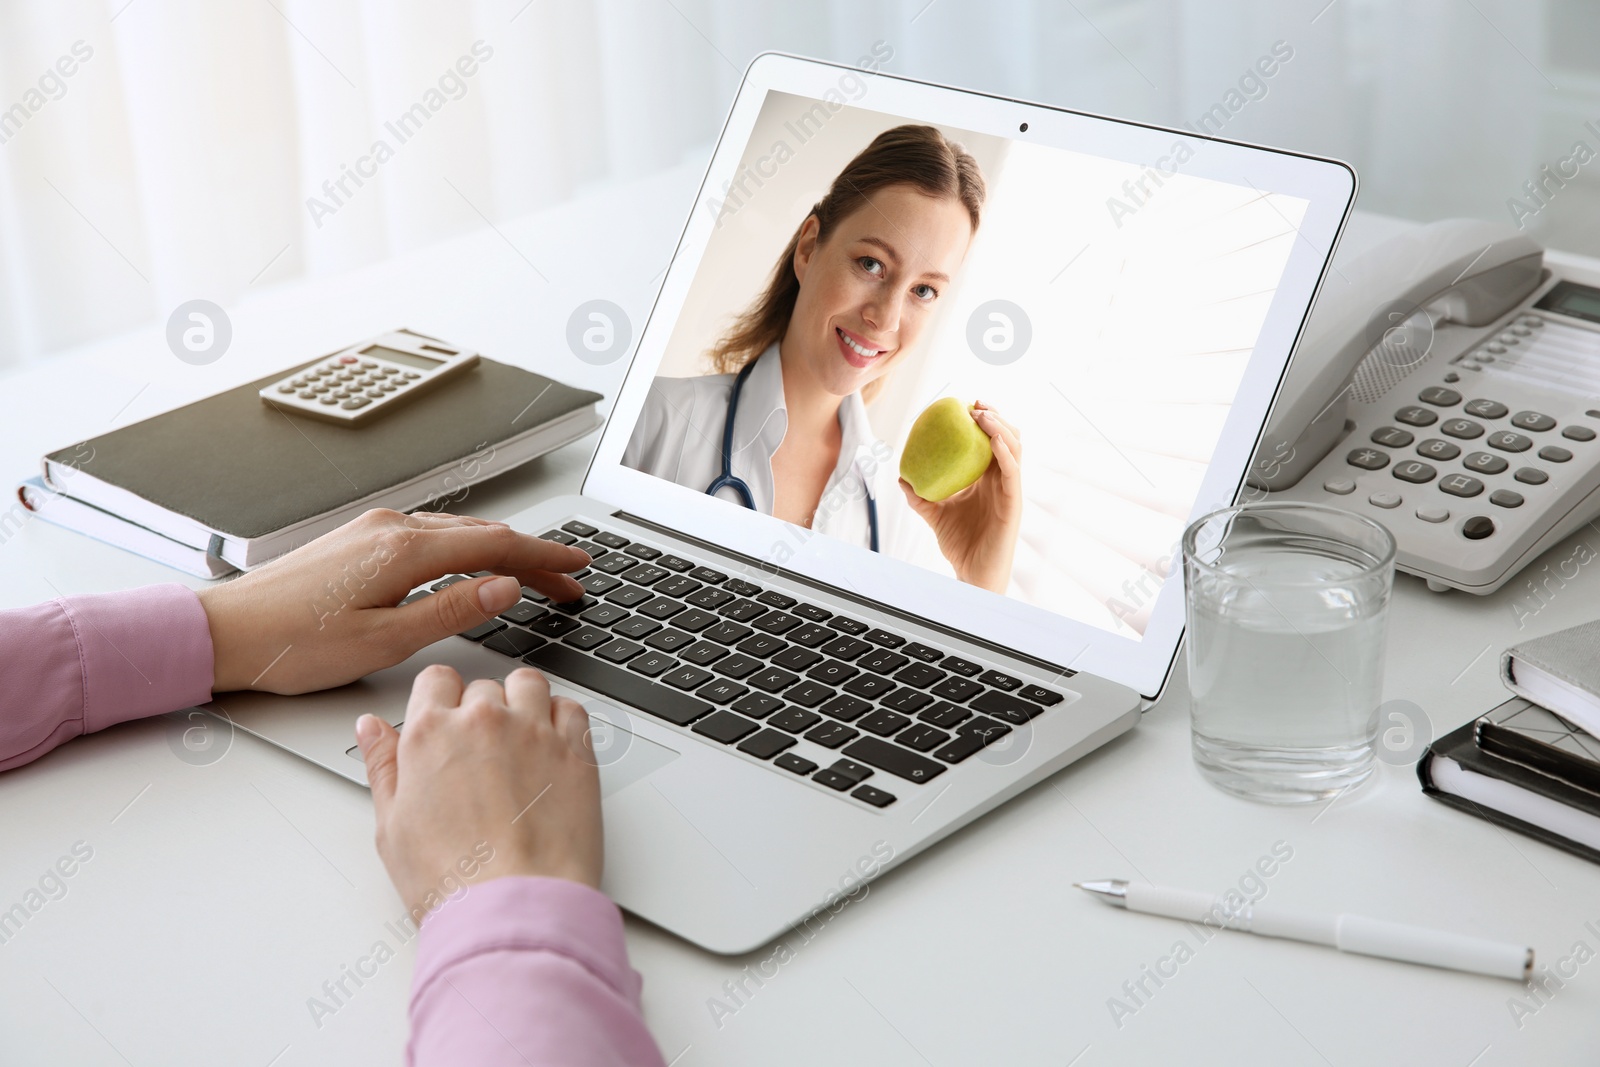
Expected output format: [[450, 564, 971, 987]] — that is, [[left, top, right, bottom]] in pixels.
[[408, 876, 667, 1067], [0, 585, 215, 771]]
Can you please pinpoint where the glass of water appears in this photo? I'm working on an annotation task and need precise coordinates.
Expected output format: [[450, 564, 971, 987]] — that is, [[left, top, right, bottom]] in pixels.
[[1182, 502, 1396, 804]]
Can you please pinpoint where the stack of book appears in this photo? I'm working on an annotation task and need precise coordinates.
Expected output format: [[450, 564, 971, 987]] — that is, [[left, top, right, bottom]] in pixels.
[[1419, 618, 1600, 863]]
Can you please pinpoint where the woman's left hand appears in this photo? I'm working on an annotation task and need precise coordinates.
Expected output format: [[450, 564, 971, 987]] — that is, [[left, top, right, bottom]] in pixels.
[[899, 402, 1023, 594]]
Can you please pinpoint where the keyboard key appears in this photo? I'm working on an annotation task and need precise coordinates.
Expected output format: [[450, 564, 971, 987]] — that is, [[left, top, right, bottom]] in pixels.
[[637, 596, 687, 620], [627, 652, 675, 677], [859, 650, 910, 675], [689, 566, 728, 584], [692, 710, 759, 744], [842, 736, 946, 783], [571, 541, 608, 559], [932, 732, 987, 763], [894, 663, 946, 688], [897, 724, 949, 751], [961, 715, 1013, 742], [828, 759, 873, 784], [716, 654, 763, 679], [703, 621, 753, 645], [756, 590, 797, 609], [819, 694, 872, 722], [737, 729, 796, 760], [748, 667, 799, 693], [524, 644, 711, 726], [808, 660, 859, 685], [806, 722, 860, 749], [812, 769, 855, 791], [1017, 685, 1064, 706], [843, 674, 896, 699], [785, 682, 834, 708], [819, 636, 872, 661], [931, 676, 983, 702], [921, 701, 972, 728], [978, 670, 1021, 691], [769, 708, 821, 733], [696, 678, 748, 705], [731, 693, 784, 718], [460, 618, 507, 641], [483, 627, 546, 657], [431, 574, 470, 591], [738, 634, 787, 657], [881, 688, 934, 714], [564, 626, 612, 651], [1463, 398, 1508, 419], [499, 600, 546, 625], [1370, 426, 1413, 448], [542, 529, 579, 545], [753, 611, 802, 634], [831, 617, 870, 636], [680, 640, 729, 667], [620, 564, 668, 585], [662, 664, 714, 690], [851, 784, 897, 808], [595, 638, 644, 664], [653, 575, 701, 597], [580, 574, 623, 596], [1510, 410, 1556, 432], [721, 578, 760, 597], [400, 590, 431, 606], [673, 608, 720, 632], [581, 603, 630, 627], [971, 690, 1045, 724], [561, 520, 598, 537], [774, 752, 818, 775], [771, 646, 823, 671], [902, 641, 944, 663], [656, 554, 695, 572], [625, 544, 663, 560], [529, 614, 582, 638], [865, 629, 906, 648], [687, 587, 735, 610], [644, 629, 696, 652], [858, 709, 912, 736], [591, 530, 629, 549], [941, 655, 982, 677], [791, 602, 833, 622], [718, 599, 768, 623], [788, 624, 835, 648], [613, 615, 662, 639]]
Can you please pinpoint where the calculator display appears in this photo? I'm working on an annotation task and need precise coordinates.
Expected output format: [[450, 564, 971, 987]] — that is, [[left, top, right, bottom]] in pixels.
[[362, 345, 444, 370]]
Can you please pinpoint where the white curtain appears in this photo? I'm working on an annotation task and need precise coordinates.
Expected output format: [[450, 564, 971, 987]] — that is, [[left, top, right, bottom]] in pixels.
[[0, 0, 1581, 368]]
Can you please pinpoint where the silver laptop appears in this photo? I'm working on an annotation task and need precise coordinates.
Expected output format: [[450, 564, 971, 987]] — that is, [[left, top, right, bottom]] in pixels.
[[212, 54, 1355, 953]]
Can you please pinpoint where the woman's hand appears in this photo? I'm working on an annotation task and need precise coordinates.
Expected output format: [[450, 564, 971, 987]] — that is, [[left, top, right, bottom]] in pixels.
[[899, 403, 1022, 594], [356, 665, 603, 917], [196, 509, 590, 694]]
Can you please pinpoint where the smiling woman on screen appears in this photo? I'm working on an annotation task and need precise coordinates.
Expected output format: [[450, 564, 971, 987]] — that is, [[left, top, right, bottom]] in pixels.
[[623, 124, 1023, 594]]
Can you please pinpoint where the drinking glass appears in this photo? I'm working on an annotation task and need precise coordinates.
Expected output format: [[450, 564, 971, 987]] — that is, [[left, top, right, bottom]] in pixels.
[[1182, 502, 1396, 803]]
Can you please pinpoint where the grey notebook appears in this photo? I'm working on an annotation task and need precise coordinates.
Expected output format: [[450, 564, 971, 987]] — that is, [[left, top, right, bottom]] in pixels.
[[42, 346, 602, 570], [1502, 619, 1600, 742]]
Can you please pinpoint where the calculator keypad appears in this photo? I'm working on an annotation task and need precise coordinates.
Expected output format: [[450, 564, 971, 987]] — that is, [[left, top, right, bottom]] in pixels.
[[262, 349, 452, 425]]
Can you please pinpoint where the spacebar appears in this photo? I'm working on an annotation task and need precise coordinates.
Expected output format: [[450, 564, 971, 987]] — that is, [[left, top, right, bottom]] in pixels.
[[524, 645, 712, 727]]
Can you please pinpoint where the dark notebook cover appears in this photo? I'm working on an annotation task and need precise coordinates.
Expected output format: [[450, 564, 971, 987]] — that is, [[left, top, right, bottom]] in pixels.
[[45, 352, 601, 540], [1474, 697, 1600, 794], [1418, 715, 1600, 866]]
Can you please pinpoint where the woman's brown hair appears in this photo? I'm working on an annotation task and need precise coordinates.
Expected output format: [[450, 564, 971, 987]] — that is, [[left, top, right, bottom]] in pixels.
[[707, 124, 985, 402]]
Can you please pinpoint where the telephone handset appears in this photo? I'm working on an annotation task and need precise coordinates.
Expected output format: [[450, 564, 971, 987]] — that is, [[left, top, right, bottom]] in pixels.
[[1251, 218, 1600, 594]]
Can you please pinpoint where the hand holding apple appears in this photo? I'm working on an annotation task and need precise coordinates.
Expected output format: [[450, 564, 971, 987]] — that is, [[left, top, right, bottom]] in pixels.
[[898, 399, 1023, 594]]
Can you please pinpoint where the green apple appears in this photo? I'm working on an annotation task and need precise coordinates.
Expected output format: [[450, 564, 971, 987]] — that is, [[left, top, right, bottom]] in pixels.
[[900, 397, 992, 502]]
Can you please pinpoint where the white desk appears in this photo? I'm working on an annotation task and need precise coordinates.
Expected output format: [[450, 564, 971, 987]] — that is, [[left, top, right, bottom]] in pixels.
[[2, 166, 1597, 1066]]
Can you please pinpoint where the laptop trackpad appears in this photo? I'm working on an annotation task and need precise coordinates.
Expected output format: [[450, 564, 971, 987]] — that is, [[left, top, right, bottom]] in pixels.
[[583, 701, 679, 798]]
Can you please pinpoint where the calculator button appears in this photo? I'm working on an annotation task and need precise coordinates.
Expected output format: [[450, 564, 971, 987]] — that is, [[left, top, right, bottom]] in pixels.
[[1370, 426, 1413, 448], [339, 355, 357, 363], [1416, 506, 1449, 523], [1514, 467, 1548, 485], [1439, 474, 1484, 498], [1510, 410, 1556, 432], [333, 391, 351, 399], [360, 360, 377, 368], [1563, 425, 1596, 441], [1391, 461, 1435, 484], [404, 372, 421, 380], [1322, 478, 1355, 495], [1462, 516, 1495, 540], [1461, 452, 1508, 474], [319, 395, 339, 405], [1462, 399, 1508, 419], [276, 384, 295, 393], [1346, 448, 1389, 470], [1418, 386, 1461, 406], [1440, 418, 1484, 439], [365, 389, 384, 399], [1395, 406, 1437, 427], [1489, 489, 1523, 508], [380, 384, 397, 392], [1414, 439, 1459, 460], [1487, 431, 1532, 452], [1367, 491, 1401, 508], [1498, 333, 1519, 345], [1538, 445, 1572, 463], [341, 398, 371, 409], [297, 390, 316, 399]]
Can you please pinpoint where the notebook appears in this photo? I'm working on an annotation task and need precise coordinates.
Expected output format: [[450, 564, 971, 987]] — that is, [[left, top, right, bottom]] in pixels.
[[35, 334, 603, 573], [1502, 619, 1600, 740]]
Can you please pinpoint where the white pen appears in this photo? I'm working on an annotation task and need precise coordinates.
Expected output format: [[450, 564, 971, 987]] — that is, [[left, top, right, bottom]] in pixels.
[[1075, 880, 1533, 981]]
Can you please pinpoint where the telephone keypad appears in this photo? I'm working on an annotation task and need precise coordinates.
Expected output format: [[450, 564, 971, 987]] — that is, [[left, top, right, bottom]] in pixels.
[[1347, 448, 1389, 470], [1415, 439, 1460, 460], [1395, 406, 1438, 427], [1463, 398, 1508, 419], [1371, 426, 1413, 447], [1510, 410, 1556, 432], [1462, 452, 1508, 475], [1439, 474, 1485, 498], [1538, 445, 1573, 463], [1462, 516, 1496, 540], [1487, 431, 1532, 452], [1418, 386, 1462, 406], [1514, 467, 1549, 484], [1490, 490, 1524, 508], [1440, 418, 1485, 439], [1392, 461, 1436, 483], [1368, 492, 1402, 509], [1416, 506, 1450, 523], [1564, 425, 1596, 441]]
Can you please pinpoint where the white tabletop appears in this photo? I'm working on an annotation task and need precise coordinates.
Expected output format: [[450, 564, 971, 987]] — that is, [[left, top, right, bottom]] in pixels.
[[1, 165, 1596, 1066]]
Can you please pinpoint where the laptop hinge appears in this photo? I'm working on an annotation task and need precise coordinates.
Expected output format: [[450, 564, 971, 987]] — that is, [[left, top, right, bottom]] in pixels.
[[608, 509, 1077, 680]]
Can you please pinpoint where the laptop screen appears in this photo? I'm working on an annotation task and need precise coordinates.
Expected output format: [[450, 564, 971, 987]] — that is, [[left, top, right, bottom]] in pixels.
[[588, 57, 1353, 696]]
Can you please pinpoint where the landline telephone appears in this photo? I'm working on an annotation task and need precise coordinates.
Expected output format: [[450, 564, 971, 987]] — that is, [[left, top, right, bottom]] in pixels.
[[1251, 218, 1600, 594]]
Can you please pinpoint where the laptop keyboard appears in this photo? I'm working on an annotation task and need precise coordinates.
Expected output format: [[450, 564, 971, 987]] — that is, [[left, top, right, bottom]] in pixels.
[[423, 519, 1071, 810]]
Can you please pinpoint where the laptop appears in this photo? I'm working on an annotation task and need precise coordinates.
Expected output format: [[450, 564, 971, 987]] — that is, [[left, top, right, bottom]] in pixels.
[[212, 54, 1356, 953]]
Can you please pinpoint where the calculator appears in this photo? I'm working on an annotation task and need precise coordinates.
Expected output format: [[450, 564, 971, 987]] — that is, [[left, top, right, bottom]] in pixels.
[[259, 330, 479, 426]]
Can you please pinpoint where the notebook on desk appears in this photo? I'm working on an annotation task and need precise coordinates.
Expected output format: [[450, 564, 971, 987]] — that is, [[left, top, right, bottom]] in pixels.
[[29, 334, 602, 574]]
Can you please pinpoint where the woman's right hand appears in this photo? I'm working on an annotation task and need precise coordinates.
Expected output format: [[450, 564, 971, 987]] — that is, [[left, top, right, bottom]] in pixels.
[[356, 664, 604, 919]]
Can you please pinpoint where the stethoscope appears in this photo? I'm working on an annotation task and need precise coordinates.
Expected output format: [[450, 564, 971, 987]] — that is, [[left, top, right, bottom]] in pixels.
[[706, 359, 880, 552]]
